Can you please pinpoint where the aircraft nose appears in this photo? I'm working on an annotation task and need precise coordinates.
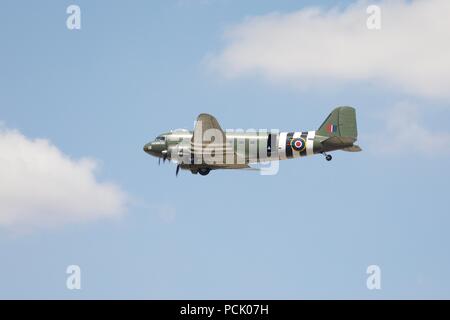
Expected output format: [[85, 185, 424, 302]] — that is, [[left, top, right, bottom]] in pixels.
[[143, 142, 152, 153]]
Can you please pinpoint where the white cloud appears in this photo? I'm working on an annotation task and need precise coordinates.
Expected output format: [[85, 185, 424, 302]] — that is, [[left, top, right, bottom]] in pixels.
[[369, 103, 450, 155], [0, 127, 128, 231], [209, 0, 450, 99]]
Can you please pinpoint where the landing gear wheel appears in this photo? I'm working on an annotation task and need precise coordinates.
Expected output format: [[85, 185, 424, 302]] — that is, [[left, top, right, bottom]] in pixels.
[[198, 168, 211, 176], [325, 154, 332, 161]]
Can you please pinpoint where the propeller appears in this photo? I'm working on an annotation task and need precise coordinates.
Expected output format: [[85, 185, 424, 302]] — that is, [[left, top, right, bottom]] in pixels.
[[176, 165, 180, 177], [161, 150, 168, 163]]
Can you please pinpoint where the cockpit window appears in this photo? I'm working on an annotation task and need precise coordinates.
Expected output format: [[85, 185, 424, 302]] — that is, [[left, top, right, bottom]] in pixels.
[[156, 136, 165, 141]]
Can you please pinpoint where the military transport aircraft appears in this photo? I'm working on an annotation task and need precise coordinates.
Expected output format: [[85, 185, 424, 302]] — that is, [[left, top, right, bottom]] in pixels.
[[143, 107, 361, 176]]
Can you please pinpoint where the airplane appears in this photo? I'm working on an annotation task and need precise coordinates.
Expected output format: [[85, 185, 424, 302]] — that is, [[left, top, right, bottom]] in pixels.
[[143, 106, 361, 176]]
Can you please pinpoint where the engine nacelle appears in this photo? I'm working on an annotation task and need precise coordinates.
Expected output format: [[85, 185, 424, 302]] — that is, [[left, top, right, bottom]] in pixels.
[[168, 144, 192, 164]]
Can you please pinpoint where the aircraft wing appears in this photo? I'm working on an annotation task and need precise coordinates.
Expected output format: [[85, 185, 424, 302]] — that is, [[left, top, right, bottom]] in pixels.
[[191, 113, 239, 164], [191, 113, 225, 145], [193, 113, 224, 134]]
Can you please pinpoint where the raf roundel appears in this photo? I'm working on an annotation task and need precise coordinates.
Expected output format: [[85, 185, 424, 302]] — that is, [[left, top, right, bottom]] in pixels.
[[291, 137, 306, 152]]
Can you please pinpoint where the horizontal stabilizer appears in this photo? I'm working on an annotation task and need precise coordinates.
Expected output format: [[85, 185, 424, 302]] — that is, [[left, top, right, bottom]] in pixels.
[[342, 145, 362, 152], [321, 136, 356, 152]]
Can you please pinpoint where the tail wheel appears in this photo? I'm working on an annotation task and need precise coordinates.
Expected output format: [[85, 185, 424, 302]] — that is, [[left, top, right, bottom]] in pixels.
[[326, 155, 332, 161], [198, 168, 211, 176]]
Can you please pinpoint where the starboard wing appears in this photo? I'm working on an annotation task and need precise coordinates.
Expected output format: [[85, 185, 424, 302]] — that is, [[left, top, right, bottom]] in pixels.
[[191, 113, 238, 164], [191, 113, 225, 145]]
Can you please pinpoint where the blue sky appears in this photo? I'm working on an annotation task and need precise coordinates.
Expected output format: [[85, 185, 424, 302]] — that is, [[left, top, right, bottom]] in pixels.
[[1, 0, 450, 299]]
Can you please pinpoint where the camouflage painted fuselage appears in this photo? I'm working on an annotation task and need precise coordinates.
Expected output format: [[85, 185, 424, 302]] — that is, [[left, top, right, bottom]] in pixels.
[[144, 107, 360, 175]]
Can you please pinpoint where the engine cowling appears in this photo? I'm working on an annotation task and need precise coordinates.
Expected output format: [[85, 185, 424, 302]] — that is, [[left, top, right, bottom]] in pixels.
[[168, 144, 192, 164]]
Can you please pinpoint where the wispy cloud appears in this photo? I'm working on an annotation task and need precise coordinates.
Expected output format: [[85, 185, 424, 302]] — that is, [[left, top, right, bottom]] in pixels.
[[0, 126, 128, 232], [368, 103, 450, 155], [209, 0, 450, 99]]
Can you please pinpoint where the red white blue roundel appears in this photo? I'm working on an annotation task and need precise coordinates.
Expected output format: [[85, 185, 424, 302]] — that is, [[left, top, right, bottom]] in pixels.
[[291, 137, 306, 152]]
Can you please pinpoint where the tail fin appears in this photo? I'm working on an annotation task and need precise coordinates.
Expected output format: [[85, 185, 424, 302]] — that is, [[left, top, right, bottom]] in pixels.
[[317, 106, 358, 139]]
